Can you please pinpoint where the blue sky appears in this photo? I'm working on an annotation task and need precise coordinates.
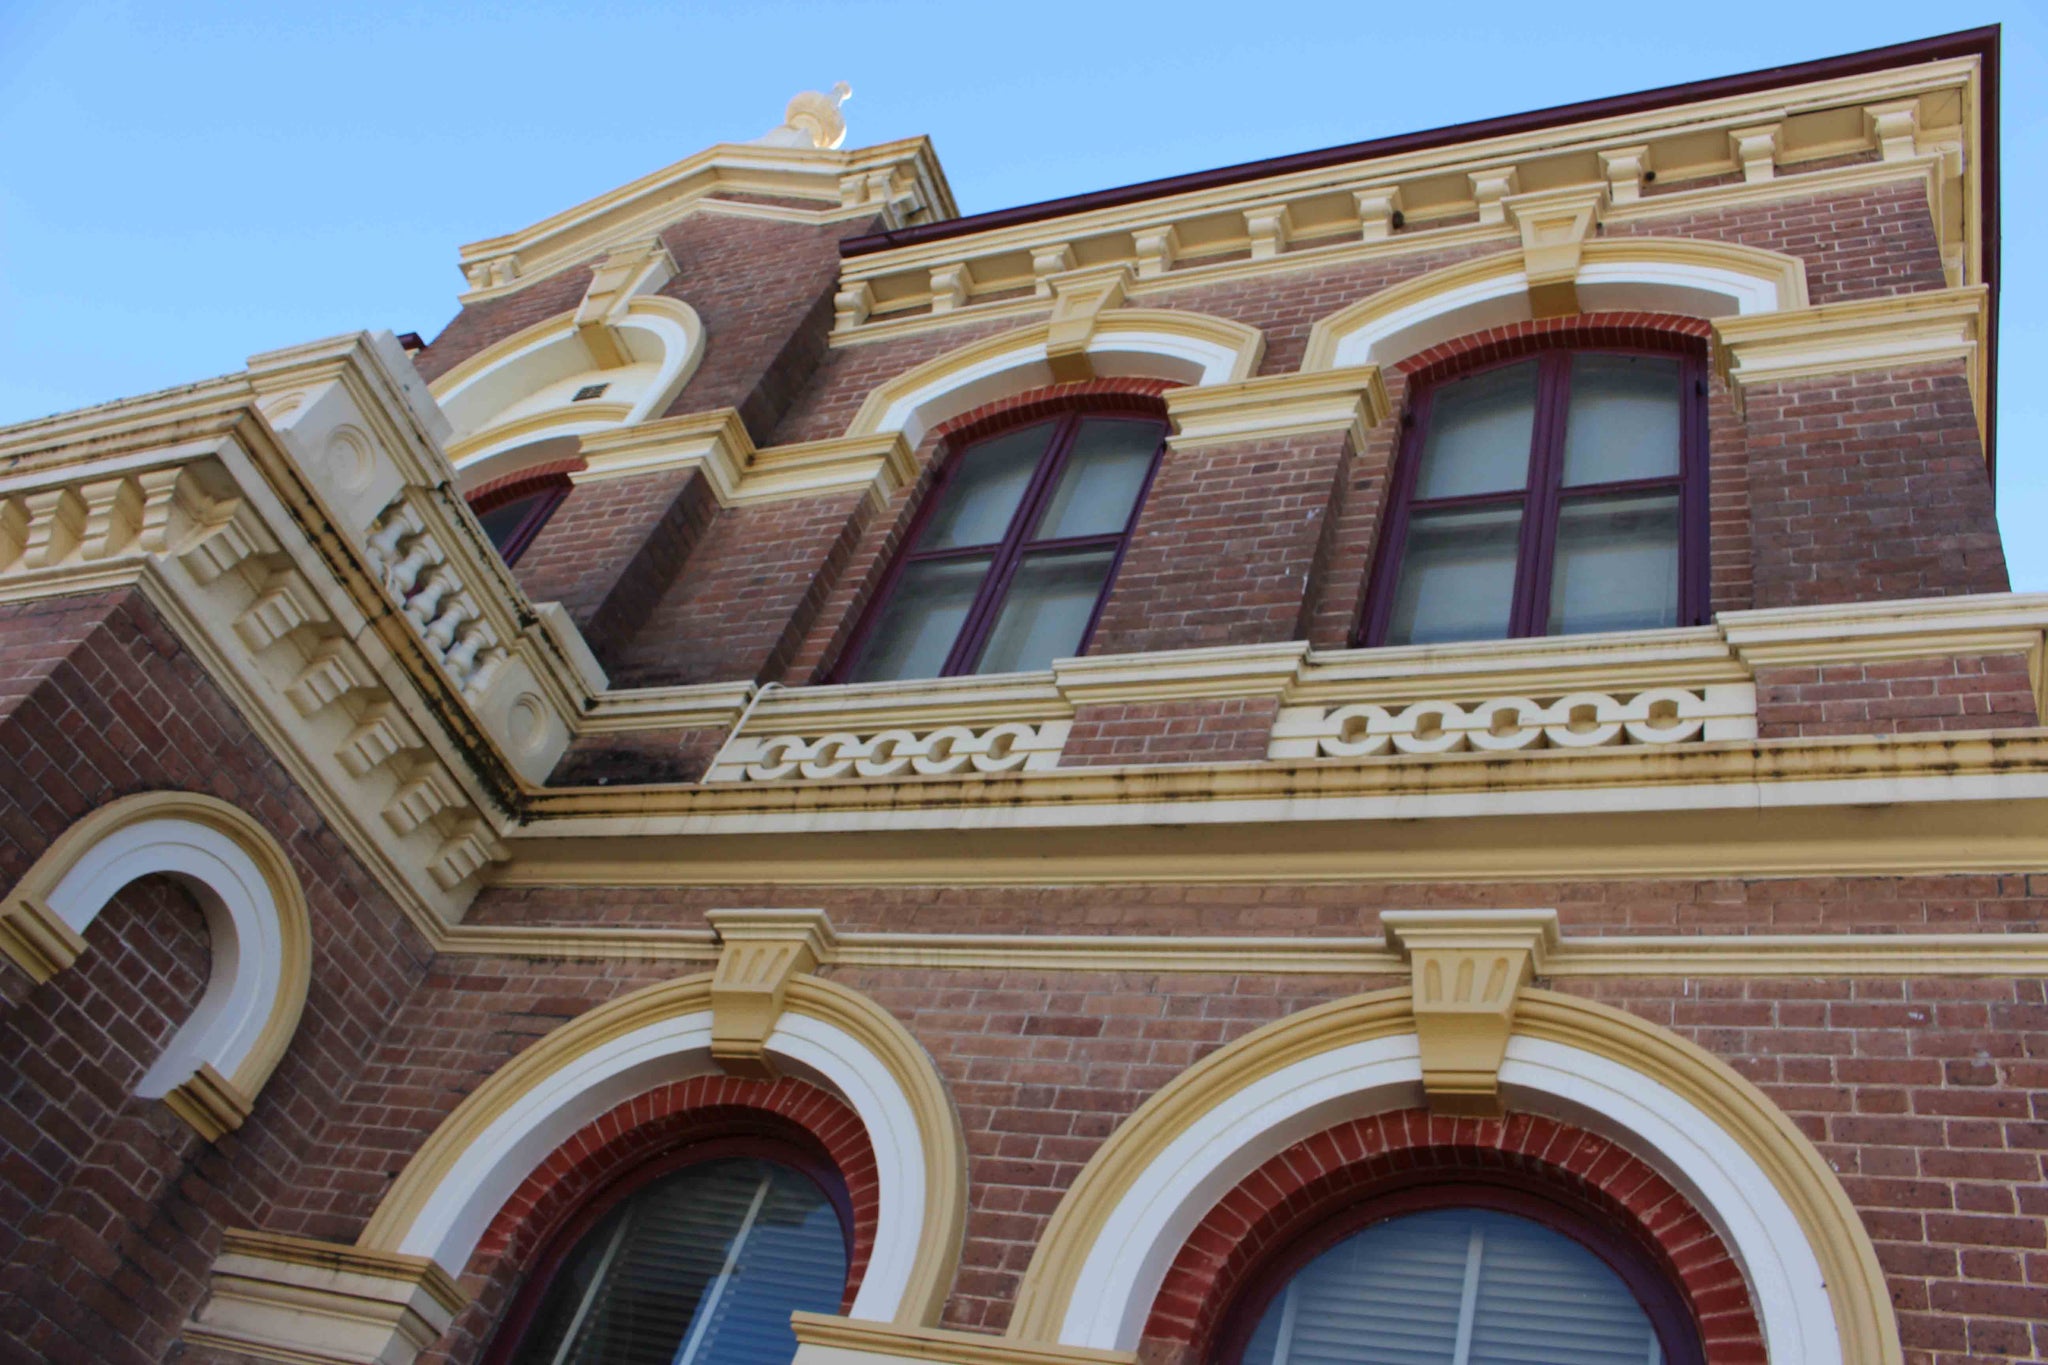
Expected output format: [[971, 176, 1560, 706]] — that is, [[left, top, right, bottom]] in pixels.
[[4, 2, 2045, 582]]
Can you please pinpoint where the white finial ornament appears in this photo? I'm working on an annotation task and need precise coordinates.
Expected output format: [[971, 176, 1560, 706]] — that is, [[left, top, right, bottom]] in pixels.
[[753, 82, 852, 150]]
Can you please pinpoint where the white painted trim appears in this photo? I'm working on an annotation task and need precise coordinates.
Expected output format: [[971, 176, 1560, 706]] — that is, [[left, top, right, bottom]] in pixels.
[[1055, 1033, 1841, 1363], [1500, 1036, 1839, 1364], [392, 1007, 931, 1324], [874, 328, 1242, 447], [1328, 258, 1792, 369], [1058, 1034, 1424, 1350], [43, 817, 284, 1101]]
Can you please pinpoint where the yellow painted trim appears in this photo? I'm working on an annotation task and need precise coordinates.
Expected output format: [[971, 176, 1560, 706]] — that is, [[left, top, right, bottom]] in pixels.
[[357, 973, 967, 1327], [218, 1230, 468, 1318], [573, 407, 916, 512], [793, 1312, 1135, 1365], [1163, 366, 1390, 450], [1006, 987, 1899, 1364], [0, 791, 312, 1104], [1298, 238, 1809, 372]]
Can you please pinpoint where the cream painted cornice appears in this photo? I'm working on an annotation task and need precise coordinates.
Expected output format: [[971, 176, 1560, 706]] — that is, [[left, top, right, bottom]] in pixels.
[[574, 408, 916, 512], [793, 1312, 1136, 1365], [439, 922, 2048, 979], [456, 138, 955, 304], [1163, 365, 1390, 449], [1713, 284, 1989, 438], [833, 59, 1978, 345]]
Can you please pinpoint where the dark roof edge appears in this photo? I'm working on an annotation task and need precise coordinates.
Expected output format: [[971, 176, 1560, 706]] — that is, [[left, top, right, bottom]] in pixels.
[[842, 26, 1996, 258]]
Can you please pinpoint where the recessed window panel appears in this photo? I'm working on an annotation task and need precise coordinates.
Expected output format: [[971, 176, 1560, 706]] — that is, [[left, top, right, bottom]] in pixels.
[[975, 548, 1117, 674], [847, 555, 992, 682], [1561, 354, 1682, 486], [1385, 504, 1524, 646], [916, 421, 1055, 549], [508, 1158, 845, 1365], [1547, 492, 1681, 635], [476, 490, 554, 552], [1239, 1208, 1664, 1365], [1035, 419, 1158, 539], [1412, 361, 1539, 500]]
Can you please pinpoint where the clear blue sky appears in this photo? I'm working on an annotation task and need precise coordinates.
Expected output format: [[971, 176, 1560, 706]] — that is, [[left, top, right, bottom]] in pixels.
[[5, 2, 2045, 582]]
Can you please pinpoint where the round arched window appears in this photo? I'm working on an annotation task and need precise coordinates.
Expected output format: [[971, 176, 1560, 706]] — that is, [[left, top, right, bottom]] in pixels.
[[1225, 1196, 1702, 1365], [498, 1155, 849, 1365]]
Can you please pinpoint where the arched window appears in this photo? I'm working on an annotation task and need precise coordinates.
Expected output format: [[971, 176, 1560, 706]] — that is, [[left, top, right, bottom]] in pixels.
[[1359, 343, 1708, 648], [838, 409, 1167, 682], [1217, 1188, 1703, 1365], [491, 1149, 850, 1365], [469, 471, 574, 566]]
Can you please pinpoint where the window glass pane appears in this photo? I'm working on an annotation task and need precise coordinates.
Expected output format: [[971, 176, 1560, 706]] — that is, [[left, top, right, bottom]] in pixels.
[[974, 548, 1116, 675], [917, 422, 1055, 549], [848, 556, 993, 682], [509, 1158, 846, 1365], [476, 489, 553, 554], [1547, 492, 1681, 636], [1562, 354, 1682, 486], [1412, 361, 1538, 499], [1239, 1208, 1662, 1365], [1385, 503, 1523, 646], [1034, 418, 1161, 539]]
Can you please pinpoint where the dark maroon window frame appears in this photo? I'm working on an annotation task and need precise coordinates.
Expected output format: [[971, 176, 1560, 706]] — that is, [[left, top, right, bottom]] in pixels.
[[1355, 341, 1710, 648], [832, 407, 1168, 681], [480, 1131, 855, 1365], [1210, 1176, 1707, 1365], [468, 474, 573, 568]]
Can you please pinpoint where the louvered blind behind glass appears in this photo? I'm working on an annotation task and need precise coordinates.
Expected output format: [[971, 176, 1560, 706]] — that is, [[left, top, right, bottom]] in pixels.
[[1239, 1208, 1663, 1365], [508, 1158, 846, 1365]]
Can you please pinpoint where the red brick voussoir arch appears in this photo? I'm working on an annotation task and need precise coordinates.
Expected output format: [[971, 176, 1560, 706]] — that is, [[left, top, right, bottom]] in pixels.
[[432, 1075, 879, 1365], [1143, 1107, 1765, 1365], [1396, 311, 1714, 384], [927, 377, 1178, 448]]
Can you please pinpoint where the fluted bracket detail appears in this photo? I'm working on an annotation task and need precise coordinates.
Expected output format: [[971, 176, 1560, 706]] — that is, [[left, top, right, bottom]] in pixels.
[[1382, 909, 1560, 1117], [707, 909, 840, 1079]]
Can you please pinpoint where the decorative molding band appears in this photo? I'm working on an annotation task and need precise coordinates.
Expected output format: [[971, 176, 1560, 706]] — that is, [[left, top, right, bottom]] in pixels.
[[1712, 284, 1989, 438], [435, 923, 2048, 981], [1163, 364, 1390, 449], [1269, 684, 1758, 759], [183, 1229, 465, 1365], [0, 892, 87, 980], [1053, 640, 1309, 705], [706, 908, 839, 1077], [792, 1312, 1136, 1365], [1382, 909, 1558, 1114], [574, 407, 916, 512], [707, 720, 1072, 784]]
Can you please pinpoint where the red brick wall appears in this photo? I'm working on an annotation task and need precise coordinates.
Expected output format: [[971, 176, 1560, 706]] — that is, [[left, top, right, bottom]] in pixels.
[[413, 266, 597, 384], [1062, 697, 1281, 766], [1745, 361, 2005, 605], [1754, 653, 2039, 738], [1091, 429, 1351, 655], [0, 589, 434, 1363], [547, 727, 730, 786]]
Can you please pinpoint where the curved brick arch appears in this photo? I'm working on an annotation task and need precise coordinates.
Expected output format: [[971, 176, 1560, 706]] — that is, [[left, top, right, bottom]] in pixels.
[[441, 1076, 879, 1365], [1143, 1107, 1763, 1364], [1394, 311, 1713, 381]]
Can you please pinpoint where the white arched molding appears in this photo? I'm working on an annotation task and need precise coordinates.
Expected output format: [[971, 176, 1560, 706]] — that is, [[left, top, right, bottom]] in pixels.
[[844, 310, 1266, 447], [357, 973, 966, 1329], [0, 791, 312, 1142], [1301, 238, 1810, 371], [429, 293, 706, 480], [1007, 989, 1897, 1365]]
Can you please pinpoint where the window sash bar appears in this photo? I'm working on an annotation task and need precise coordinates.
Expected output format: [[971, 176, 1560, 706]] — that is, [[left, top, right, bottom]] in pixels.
[[1449, 1224, 1486, 1365], [545, 1205, 636, 1365], [670, 1173, 773, 1365]]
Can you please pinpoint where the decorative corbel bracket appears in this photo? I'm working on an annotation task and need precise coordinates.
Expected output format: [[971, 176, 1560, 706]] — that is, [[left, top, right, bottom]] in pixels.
[[1044, 266, 1133, 383], [163, 1062, 256, 1143], [707, 908, 840, 1078], [1381, 908, 1560, 1116], [1504, 185, 1605, 319], [1165, 364, 1389, 451], [573, 238, 677, 369], [0, 892, 87, 980]]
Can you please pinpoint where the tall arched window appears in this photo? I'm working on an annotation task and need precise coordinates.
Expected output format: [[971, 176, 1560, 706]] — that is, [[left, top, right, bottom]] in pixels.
[[469, 470, 574, 567], [838, 409, 1167, 682], [1216, 1186, 1704, 1365], [490, 1148, 850, 1365], [1359, 343, 1708, 648]]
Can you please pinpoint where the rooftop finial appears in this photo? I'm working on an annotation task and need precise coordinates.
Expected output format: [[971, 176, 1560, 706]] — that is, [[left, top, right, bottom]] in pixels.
[[753, 82, 852, 150]]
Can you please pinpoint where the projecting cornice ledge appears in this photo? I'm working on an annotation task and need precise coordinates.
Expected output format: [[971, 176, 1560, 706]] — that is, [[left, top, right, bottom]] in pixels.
[[1712, 284, 1988, 440]]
